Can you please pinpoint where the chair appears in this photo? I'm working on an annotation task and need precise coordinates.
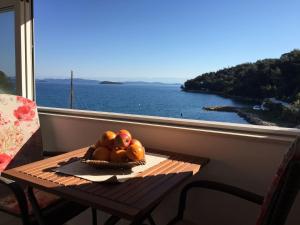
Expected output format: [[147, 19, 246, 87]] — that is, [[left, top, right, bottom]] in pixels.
[[0, 94, 93, 225], [167, 137, 300, 225]]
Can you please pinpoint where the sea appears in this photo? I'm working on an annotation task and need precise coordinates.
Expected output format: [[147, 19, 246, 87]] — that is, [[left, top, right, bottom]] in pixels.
[[36, 81, 251, 124]]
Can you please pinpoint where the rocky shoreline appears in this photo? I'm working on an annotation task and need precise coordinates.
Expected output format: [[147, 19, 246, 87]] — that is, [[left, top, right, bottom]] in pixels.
[[182, 88, 261, 103], [203, 106, 276, 126]]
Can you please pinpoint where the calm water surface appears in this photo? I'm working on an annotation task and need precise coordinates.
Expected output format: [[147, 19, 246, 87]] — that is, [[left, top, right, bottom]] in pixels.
[[36, 82, 251, 124]]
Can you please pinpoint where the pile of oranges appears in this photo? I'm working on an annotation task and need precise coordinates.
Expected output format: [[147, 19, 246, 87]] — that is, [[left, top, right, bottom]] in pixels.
[[92, 129, 145, 162]]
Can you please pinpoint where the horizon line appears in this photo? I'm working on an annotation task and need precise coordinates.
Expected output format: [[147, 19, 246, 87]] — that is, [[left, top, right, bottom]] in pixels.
[[36, 78, 182, 84]]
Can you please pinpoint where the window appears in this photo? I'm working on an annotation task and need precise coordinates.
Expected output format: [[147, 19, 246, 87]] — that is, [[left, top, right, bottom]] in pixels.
[[0, 6, 16, 94], [34, 1, 300, 128], [0, 0, 34, 99]]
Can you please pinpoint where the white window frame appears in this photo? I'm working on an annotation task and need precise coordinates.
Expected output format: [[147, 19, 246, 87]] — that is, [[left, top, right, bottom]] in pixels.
[[0, 0, 34, 99]]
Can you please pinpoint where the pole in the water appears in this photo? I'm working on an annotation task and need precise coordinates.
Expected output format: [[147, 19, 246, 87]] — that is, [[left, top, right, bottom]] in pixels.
[[70, 70, 74, 109]]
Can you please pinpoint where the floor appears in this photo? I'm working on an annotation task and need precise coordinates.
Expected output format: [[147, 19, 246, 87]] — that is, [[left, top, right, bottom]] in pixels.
[[0, 210, 148, 225]]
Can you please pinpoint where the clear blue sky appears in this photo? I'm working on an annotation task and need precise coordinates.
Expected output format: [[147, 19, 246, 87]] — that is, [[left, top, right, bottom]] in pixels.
[[34, 0, 300, 83]]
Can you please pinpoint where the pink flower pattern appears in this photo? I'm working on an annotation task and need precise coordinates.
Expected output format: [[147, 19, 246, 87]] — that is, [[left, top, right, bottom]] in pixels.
[[14, 105, 36, 121], [0, 94, 39, 172], [0, 113, 10, 126], [16, 96, 36, 108], [0, 153, 12, 171]]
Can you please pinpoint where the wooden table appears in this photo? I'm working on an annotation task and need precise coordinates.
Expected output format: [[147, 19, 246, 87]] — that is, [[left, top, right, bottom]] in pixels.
[[2, 147, 209, 225]]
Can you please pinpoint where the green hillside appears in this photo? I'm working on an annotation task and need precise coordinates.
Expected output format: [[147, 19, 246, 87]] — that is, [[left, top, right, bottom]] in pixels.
[[182, 50, 300, 106], [0, 71, 14, 94]]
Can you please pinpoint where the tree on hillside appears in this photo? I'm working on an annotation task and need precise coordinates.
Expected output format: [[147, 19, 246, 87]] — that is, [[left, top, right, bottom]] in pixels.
[[0, 71, 14, 93], [182, 49, 300, 104]]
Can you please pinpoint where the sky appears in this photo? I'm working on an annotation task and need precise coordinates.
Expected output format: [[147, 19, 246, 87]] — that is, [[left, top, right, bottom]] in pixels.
[[0, 10, 15, 78], [32, 0, 300, 83]]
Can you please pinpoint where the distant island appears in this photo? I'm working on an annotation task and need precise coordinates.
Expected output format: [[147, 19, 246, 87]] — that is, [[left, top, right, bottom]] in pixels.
[[36, 78, 100, 85], [36, 78, 180, 86], [182, 49, 300, 128], [100, 81, 123, 84]]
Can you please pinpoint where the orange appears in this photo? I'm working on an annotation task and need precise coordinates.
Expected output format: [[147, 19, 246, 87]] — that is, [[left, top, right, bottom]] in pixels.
[[130, 139, 143, 147], [101, 130, 116, 149], [127, 144, 145, 161], [92, 146, 110, 161], [110, 149, 128, 162]]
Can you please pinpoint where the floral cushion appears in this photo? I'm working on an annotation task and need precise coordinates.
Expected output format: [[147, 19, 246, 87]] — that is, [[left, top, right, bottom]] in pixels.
[[0, 189, 60, 215], [0, 95, 40, 172]]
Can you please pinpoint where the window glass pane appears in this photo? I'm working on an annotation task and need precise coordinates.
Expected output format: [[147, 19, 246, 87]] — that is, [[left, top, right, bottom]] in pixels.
[[0, 10, 16, 94], [35, 1, 300, 128]]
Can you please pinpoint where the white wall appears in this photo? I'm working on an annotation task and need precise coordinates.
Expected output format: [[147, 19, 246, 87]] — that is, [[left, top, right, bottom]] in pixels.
[[39, 111, 299, 225]]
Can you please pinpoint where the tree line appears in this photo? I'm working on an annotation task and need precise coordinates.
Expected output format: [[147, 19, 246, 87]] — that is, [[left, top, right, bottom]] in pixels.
[[182, 49, 300, 107], [0, 71, 14, 93]]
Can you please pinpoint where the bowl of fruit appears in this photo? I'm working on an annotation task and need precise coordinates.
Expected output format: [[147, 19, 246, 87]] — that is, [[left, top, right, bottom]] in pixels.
[[82, 129, 146, 169]]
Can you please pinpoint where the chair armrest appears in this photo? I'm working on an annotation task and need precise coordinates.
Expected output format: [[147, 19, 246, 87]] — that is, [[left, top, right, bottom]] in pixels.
[[182, 180, 264, 204], [0, 176, 30, 225], [0, 176, 14, 184], [0, 177, 26, 202], [168, 180, 264, 225]]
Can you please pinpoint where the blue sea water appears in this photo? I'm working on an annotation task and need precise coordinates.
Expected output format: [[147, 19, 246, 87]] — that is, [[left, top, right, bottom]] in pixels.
[[36, 82, 251, 124]]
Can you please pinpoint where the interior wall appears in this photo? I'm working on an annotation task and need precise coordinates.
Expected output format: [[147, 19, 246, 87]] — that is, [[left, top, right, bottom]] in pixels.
[[39, 112, 299, 225]]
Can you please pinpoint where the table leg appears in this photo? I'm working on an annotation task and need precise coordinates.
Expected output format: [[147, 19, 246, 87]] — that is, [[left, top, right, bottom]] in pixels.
[[129, 218, 146, 225], [128, 214, 157, 225], [104, 204, 158, 225], [104, 215, 121, 225], [147, 214, 157, 225], [27, 186, 47, 225], [92, 208, 97, 225]]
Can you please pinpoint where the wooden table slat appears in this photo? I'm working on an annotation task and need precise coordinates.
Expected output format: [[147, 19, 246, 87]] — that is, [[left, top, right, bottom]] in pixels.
[[63, 177, 89, 186], [92, 159, 178, 198], [103, 159, 177, 200], [121, 161, 188, 204], [38, 171, 60, 179], [133, 164, 199, 211], [19, 148, 86, 173], [30, 168, 88, 186], [112, 160, 185, 203]]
